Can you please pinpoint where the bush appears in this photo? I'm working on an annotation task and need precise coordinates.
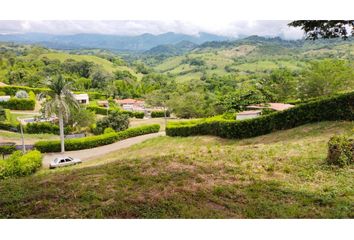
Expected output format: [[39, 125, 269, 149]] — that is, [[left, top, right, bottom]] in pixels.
[[327, 135, 354, 167], [87, 105, 144, 119], [151, 111, 170, 118], [94, 111, 130, 135], [25, 122, 59, 134], [0, 150, 42, 179], [0, 121, 19, 132], [166, 91, 354, 139], [103, 127, 115, 134], [0, 91, 36, 110], [0, 143, 16, 158], [34, 124, 160, 153]]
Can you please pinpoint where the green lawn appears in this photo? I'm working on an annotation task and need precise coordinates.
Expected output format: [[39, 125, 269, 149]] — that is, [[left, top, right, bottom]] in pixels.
[[0, 121, 353, 218]]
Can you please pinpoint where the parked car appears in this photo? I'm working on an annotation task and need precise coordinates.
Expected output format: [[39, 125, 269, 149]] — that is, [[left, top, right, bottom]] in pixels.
[[49, 156, 82, 169]]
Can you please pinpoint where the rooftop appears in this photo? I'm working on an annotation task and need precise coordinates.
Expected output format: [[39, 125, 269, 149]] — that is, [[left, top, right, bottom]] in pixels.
[[247, 103, 294, 111]]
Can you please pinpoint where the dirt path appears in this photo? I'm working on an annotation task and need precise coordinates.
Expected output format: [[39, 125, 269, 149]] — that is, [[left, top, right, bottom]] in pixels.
[[43, 132, 165, 167]]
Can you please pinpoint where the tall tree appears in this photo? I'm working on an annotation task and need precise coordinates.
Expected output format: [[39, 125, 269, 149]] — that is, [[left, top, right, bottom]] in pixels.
[[41, 75, 79, 153], [289, 20, 354, 40]]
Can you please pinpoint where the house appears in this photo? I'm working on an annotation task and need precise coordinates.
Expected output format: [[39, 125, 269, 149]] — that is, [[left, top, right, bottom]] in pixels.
[[0, 96, 11, 102], [74, 94, 89, 105], [236, 110, 262, 120], [236, 103, 294, 121], [116, 98, 145, 112]]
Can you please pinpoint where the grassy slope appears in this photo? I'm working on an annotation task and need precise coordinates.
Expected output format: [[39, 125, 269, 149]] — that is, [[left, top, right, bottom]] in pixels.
[[38, 52, 142, 80], [0, 121, 353, 218]]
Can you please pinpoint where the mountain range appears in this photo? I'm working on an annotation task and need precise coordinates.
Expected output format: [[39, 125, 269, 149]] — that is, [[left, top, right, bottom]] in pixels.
[[0, 32, 232, 51]]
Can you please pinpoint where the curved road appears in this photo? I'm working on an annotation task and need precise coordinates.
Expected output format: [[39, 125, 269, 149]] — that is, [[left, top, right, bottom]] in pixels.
[[43, 132, 165, 167]]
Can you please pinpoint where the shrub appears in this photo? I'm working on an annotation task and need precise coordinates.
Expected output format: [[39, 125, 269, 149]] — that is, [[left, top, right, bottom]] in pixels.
[[87, 105, 144, 119], [34, 124, 160, 153], [151, 111, 170, 118], [0, 143, 16, 158], [25, 122, 59, 134], [0, 121, 19, 132], [166, 91, 354, 139], [103, 127, 115, 134], [0, 91, 36, 110], [327, 135, 354, 167], [0, 150, 42, 179], [94, 111, 130, 135]]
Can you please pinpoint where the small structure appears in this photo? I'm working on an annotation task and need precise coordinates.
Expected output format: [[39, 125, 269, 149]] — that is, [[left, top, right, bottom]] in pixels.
[[236, 103, 294, 121], [0, 96, 11, 102], [74, 93, 89, 105], [116, 98, 145, 112], [236, 110, 262, 120]]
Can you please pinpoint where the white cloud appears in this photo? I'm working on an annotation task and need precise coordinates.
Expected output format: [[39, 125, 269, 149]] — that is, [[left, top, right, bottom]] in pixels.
[[0, 20, 304, 39]]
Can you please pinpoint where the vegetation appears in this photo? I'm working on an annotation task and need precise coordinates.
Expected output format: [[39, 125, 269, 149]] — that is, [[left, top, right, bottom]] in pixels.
[[0, 150, 42, 179], [166, 92, 354, 138], [327, 134, 354, 166], [0, 121, 353, 218], [34, 124, 160, 153], [94, 111, 130, 135], [41, 75, 79, 153]]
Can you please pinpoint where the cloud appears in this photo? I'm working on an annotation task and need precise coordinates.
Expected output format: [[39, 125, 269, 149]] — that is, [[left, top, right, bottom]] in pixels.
[[0, 20, 304, 39]]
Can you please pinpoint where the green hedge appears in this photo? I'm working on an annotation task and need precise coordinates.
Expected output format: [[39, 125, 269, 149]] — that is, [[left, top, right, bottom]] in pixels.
[[327, 135, 353, 166], [0, 143, 16, 158], [0, 150, 42, 179], [166, 91, 354, 139], [0, 121, 19, 132], [87, 105, 144, 118], [34, 124, 160, 153], [0, 91, 36, 110], [151, 111, 170, 118]]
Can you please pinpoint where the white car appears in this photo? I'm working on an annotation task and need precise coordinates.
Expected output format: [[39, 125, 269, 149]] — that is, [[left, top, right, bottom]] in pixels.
[[49, 156, 82, 169]]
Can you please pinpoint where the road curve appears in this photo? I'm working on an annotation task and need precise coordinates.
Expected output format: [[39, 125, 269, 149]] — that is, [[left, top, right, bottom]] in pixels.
[[43, 131, 165, 167]]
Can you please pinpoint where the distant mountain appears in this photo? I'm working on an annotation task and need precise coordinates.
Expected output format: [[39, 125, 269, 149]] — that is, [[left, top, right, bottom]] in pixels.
[[0, 32, 232, 51], [144, 40, 198, 56]]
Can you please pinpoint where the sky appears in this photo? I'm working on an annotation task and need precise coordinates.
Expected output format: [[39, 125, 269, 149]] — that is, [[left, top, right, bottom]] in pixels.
[[0, 20, 304, 40]]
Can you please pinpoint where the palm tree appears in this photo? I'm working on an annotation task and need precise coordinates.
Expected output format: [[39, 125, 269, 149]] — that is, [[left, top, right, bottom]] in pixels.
[[41, 75, 79, 153]]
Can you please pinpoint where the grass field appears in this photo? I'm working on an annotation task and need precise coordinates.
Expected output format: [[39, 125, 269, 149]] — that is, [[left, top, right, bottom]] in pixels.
[[38, 52, 142, 80], [0, 121, 353, 218]]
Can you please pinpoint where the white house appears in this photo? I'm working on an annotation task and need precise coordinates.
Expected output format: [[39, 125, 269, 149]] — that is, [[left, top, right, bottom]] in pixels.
[[74, 93, 89, 105], [0, 96, 11, 102]]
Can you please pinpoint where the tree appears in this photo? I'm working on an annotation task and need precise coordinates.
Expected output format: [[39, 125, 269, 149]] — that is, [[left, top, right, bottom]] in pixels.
[[289, 20, 354, 40], [145, 89, 170, 127], [298, 59, 354, 99], [94, 111, 129, 135], [41, 75, 79, 153], [68, 108, 96, 131]]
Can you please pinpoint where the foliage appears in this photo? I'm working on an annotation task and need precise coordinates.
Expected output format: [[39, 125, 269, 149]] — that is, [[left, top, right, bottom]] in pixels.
[[289, 20, 354, 39], [34, 124, 160, 153], [0, 91, 36, 110], [327, 135, 354, 166], [151, 111, 170, 118], [298, 59, 354, 99], [166, 91, 354, 138], [94, 111, 130, 135], [0, 143, 16, 158], [68, 108, 96, 131], [103, 127, 115, 134], [0, 150, 42, 179]]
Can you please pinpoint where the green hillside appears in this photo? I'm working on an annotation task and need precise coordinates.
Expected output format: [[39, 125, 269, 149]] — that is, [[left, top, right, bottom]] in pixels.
[[0, 121, 353, 218]]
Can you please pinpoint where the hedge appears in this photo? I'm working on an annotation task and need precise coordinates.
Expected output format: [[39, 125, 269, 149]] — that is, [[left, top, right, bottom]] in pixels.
[[34, 124, 160, 153], [0, 150, 42, 179], [0, 91, 36, 110], [0, 86, 105, 100], [87, 106, 144, 118], [151, 110, 170, 118], [0, 143, 16, 158], [327, 135, 354, 167], [0, 121, 19, 132], [166, 91, 354, 139]]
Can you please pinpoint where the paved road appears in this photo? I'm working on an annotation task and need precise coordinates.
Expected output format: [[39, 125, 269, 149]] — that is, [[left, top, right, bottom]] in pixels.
[[43, 132, 165, 167]]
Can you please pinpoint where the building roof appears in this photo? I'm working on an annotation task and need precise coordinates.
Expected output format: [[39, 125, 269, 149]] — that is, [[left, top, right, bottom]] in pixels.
[[116, 98, 144, 104], [74, 93, 89, 100], [237, 110, 262, 115], [247, 103, 294, 111]]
